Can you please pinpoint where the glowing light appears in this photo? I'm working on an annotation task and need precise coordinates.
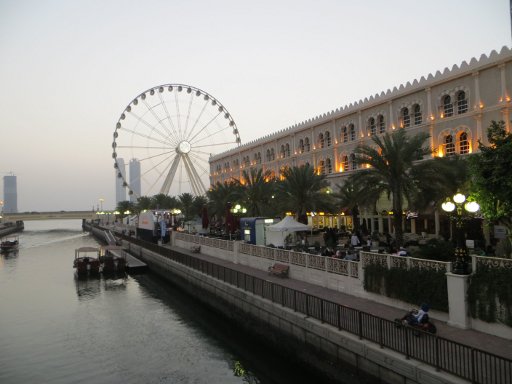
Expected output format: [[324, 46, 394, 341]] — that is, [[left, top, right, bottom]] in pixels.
[[441, 201, 456, 212], [453, 193, 466, 204], [465, 201, 480, 213]]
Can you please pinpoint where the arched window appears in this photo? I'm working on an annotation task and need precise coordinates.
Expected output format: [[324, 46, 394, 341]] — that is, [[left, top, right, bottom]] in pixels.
[[377, 115, 385, 133], [368, 117, 376, 135], [280, 145, 286, 158], [413, 104, 422, 125], [445, 135, 455, 156], [443, 95, 453, 117], [401, 108, 410, 128], [285, 143, 290, 157], [298, 139, 304, 154], [342, 126, 348, 143], [457, 91, 468, 114], [325, 131, 331, 146], [304, 137, 310, 152], [318, 133, 324, 148], [349, 124, 356, 141], [326, 158, 332, 174], [342, 155, 349, 171], [266, 149, 271, 162], [350, 153, 357, 170], [459, 132, 469, 154], [319, 160, 325, 175]]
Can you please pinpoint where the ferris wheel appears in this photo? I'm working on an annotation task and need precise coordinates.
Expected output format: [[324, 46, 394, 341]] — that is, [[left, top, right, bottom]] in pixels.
[[112, 84, 241, 199]]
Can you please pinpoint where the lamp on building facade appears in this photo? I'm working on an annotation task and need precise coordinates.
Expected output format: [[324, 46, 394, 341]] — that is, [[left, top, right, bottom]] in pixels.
[[441, 193, 480, 274]]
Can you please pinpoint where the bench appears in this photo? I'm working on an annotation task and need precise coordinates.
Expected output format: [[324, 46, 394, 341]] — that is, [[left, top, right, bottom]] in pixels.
[[191, 245, 201, 253], [268, 263, 290, 277]]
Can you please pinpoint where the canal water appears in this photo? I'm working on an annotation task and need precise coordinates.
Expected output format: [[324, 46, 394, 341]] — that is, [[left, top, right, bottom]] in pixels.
[[0, 220, 346, 384]]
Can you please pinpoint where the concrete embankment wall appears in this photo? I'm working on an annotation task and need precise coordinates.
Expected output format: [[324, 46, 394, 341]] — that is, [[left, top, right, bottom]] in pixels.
[[123, 241, 463, 384]]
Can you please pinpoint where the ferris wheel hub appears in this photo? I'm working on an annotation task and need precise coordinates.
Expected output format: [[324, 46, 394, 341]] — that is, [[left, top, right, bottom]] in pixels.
[[177, 140, 192, 154]]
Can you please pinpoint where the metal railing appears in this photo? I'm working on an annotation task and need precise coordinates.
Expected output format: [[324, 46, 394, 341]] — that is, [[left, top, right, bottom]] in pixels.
[[116, 232, 511, 384]]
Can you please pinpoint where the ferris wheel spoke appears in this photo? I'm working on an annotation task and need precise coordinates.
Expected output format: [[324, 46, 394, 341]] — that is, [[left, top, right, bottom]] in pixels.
[[174, 92, 182, 141], [188, 111, 222, 143], [127, 112, 172, 144], [186, 99, 209, 143], [183, 92, 194, 139], [134, 149, 174, 163], [158, 92, 181, 142], [142, 99, 175, 141], [119, 127, 171, 146], [116, 145, 173, 150], [190, 123, 231, 148]]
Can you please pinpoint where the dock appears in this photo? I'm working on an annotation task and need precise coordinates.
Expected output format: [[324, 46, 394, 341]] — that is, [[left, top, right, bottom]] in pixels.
[[103, 246, 147, 274], [118, 250, 147, 273]]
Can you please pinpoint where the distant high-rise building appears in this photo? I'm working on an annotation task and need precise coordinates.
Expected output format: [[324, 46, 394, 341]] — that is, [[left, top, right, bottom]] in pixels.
[[129, 159, 141, 203], [3, 174, 18, 213], [115, 158, 127, 204]]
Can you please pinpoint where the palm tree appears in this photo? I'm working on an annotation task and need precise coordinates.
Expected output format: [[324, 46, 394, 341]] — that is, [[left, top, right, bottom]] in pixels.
[[276, 164, 331, 224], [352, 129, 432, 247], [237, 168, 276, 217], [333, 176, 379, 233], [206, 181, 241, 226], [177, 193, 195, 222]]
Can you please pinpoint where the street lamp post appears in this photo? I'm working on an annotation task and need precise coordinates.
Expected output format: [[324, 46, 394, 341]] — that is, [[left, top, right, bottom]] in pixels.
[[441, 193, 480, 274], [229, 203, 247, 240]]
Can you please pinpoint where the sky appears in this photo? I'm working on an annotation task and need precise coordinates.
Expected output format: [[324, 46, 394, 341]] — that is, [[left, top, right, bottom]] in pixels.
[[0, 0, 510, 212]]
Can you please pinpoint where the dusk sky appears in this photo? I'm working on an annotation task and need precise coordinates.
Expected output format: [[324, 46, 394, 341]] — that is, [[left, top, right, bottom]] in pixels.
[[0, 0, 510, 212]]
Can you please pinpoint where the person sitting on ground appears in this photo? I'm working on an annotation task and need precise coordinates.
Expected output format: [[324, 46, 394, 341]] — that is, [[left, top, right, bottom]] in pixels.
[[398, 246, 408, 256]]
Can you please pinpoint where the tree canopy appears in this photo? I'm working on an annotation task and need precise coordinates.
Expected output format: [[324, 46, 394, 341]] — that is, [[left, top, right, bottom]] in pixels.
[[470, 120, 512, 238]]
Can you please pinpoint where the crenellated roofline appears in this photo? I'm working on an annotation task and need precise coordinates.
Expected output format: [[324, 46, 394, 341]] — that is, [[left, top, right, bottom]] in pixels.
[[211, 46, 512, 161]]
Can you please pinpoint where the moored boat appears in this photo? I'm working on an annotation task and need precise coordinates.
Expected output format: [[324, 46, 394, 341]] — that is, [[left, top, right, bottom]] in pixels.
[[99, 245, 127, 275], [73, 247, 101, 276], [1, 235, 19, 253]]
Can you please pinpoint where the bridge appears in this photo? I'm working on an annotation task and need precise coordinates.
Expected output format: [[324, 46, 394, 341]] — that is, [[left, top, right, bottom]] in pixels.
[[1, 211, 99, 221]]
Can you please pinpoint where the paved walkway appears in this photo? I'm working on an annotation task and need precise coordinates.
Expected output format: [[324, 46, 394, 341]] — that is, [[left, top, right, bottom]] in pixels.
[[167, 244, 512, 360]]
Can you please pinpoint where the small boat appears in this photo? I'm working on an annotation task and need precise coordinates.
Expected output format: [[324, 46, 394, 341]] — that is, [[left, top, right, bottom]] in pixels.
[[1, 235, 19, 253], [99, 245, 127, 275], [73, 247, 101, 276]]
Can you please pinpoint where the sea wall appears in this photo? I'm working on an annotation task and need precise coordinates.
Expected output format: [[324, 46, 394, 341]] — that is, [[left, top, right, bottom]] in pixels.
[[124, 241, 464, 384]]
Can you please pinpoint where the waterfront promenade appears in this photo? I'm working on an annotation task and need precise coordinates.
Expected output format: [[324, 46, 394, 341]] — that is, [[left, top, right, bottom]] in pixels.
[[164, 242, 512, 361]]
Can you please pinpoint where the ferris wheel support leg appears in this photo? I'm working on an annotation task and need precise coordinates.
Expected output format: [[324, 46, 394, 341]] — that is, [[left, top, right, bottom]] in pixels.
[[160, 155, 181, 195], [183, 155, 207, 196]]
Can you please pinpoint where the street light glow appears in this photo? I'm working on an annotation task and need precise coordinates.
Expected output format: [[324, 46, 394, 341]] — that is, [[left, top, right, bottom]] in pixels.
[[441, 201, 456, 212]]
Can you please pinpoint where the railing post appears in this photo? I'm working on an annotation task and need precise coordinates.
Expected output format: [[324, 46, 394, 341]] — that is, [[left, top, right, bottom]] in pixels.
[[321, 300, 325, 323], [294, 290, 297, 312], [337, 305, 341, 330], [306, 294, 310, 317], [435, 337, 440, 371], [404, 329, 410, 360], [471, 348, 476, 384], [358, 311, 363, 340], [379, 318, 383, 348], [271, 282, 275, 303]]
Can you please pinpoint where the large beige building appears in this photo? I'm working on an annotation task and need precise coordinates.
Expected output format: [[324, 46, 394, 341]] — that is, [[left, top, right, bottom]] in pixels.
[[209, 47, 512, 235]]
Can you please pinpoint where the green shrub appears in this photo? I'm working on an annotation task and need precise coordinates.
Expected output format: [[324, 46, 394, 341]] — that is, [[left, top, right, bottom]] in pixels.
[[468, 265, 512, 326], [364, 263, 448, 312]]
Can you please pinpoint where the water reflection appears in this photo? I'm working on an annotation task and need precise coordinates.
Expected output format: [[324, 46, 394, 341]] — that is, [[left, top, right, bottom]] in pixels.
[[74, 275, 128, 300], [74, 275, 101, 300]]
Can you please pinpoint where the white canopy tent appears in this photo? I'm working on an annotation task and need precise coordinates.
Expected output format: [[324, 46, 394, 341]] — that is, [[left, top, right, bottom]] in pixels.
[[265, 216, 311, 247]]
